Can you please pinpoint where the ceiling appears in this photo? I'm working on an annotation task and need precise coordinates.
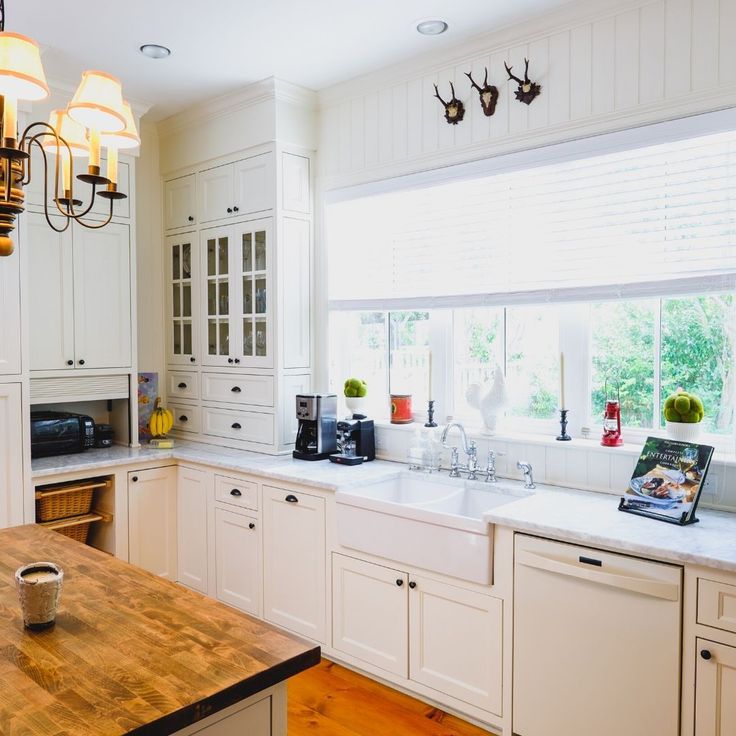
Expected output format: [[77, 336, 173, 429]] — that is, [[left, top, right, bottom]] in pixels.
[[11, 0, 572, 121]]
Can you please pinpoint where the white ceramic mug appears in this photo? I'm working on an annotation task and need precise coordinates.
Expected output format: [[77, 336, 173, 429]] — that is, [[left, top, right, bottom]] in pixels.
[[15, 561, 64, 630]]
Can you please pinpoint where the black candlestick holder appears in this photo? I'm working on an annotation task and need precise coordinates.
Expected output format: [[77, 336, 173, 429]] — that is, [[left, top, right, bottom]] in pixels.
[[556, 408, 572, 441], [424, 400, 438, 428]]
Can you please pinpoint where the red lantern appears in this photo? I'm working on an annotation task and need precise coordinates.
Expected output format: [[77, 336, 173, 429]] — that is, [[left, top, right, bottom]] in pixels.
[[601, 382, 623, 447]]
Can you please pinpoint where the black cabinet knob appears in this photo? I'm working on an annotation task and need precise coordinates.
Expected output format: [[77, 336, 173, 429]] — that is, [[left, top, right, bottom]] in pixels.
[[249, 522, 255, 530], [188, 215, 194, 222], [177, 382, 187, 389], [227, 207, 233, 214], [131, 476, 139, 482], [285, 494, 299, 503], [78, 359, 85, 365], [233, 206, 239, 212], [701, 649, 712, 661], [66, 359, 74, 366], [231, 422, 241, 429], [231, 386, 241, 393], [396, 579, 403, 587], [228, 358, 234, 364], [190, 356, 196, 363], [179, 415, 188, 422], [408, 581, 417, 589], [230, 488, 242, 497], [234, 358, 240, 364]]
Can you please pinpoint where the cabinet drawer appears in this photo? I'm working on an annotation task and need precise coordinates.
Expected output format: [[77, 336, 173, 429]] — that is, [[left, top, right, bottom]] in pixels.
[[168, 371, 199, 400], [215, 474, 259, 510], [202, 372, 274, 406], [698, 578, 736, 634], [170, 403, 201, 434], [203, 406, 274, 444]]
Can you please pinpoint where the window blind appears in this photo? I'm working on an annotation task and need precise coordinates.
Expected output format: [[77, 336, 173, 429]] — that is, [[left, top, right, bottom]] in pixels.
[[327, 130, 736, 311]]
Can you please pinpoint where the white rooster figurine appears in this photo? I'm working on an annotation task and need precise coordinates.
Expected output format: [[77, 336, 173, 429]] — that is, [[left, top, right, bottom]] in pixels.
[[466, 364, 509, 435]]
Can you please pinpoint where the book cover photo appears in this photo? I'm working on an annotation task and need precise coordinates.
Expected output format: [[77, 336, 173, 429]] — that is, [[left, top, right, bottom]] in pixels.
[[620, 436, 714, 523]]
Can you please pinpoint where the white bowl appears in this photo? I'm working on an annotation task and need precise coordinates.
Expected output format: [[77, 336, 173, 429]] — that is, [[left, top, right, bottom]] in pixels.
[[665, 420, 702, 442], [345, 396, 368, 416]]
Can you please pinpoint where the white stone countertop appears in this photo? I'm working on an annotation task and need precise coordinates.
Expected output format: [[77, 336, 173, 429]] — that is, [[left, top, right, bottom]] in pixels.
[[31, 440, 405, 491], [485, 486, 736, 573]]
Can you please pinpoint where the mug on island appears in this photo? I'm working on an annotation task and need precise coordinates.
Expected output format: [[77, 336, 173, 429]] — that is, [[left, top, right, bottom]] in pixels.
[[15, 562, 64, 630]]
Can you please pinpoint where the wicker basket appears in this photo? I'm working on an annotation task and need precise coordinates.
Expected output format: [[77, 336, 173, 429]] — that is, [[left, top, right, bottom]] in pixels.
[[53, 521, 92, 544], [36, 487, 94, 522]]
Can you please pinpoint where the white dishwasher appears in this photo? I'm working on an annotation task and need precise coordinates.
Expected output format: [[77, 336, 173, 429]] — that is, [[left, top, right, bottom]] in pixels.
[[513, 534, 682, 736]]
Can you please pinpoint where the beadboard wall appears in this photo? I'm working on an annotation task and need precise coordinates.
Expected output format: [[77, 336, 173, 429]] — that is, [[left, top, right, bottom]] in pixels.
[[374, 423, 736, 513], [317, 0, 736, 188]]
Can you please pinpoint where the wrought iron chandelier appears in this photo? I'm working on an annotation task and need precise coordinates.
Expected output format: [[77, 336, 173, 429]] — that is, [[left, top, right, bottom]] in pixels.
[[0, 0, 139, 256]]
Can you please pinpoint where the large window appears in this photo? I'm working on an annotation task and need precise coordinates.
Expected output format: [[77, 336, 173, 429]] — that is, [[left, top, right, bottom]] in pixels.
[[326, 122, 736, 447]]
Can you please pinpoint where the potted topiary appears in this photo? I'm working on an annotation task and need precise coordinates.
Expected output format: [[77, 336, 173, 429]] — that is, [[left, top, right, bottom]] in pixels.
[[663, 388, 705, 442], [344, 377, 368, 416]]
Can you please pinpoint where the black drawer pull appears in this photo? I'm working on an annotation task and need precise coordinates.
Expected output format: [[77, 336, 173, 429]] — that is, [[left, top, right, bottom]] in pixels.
[[131, 476, 138, 482], [78, 359, 85, 365], [179, 415, 188, 422], [228, 358, 234, 364], [408, 581, 417, 589], [230, 489, 242, 497], [579, 556, 602, 567], [249, 522, 255, 530], [233, 205, 239, 212], [190, 356, 196, 363], [177, 382, 187, 389], [234, 358, 240, 364], [188, 215, 194, 222], [66, 359, 73, 366], [285, 494, 298, 503], [227, 207, 233, 214], [231, 386, 241, 393], [231, 422, 241, 430], [396, 579, 403, 587], [701, 649, 712, 661]]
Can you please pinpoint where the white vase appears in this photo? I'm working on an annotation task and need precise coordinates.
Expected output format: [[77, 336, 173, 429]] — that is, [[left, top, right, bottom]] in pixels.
[[665, 420, 702, 442], [345, 396, 368, 417]]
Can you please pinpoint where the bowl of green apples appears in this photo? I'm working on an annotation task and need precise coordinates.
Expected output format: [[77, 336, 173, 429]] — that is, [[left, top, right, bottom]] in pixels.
[[663, 389, 705, 442], [344, 377, 368, 416]]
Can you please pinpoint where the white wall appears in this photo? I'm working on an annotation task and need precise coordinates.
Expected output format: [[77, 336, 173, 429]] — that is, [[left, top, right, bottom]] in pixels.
[[317, 0, 736, 189]]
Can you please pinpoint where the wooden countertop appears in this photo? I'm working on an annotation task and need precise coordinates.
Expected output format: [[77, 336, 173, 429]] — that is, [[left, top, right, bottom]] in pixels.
[[0, 525, 320, 736]]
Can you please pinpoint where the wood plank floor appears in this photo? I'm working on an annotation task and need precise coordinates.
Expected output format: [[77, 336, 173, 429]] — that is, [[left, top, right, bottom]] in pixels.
[[288, 659, 491, 735]]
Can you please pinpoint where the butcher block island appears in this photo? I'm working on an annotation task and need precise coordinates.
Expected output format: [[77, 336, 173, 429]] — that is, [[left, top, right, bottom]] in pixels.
[[0, 525, 320, 736]]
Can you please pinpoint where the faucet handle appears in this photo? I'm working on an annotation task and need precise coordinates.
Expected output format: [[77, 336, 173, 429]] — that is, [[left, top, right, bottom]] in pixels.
[[448, 447, 461, 478]]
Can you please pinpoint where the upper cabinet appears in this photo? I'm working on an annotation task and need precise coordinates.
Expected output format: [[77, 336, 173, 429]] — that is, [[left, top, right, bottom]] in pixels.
[[199, 152, 274, 224], [164, 174, 197, 230], [166, 232, 198, 366]]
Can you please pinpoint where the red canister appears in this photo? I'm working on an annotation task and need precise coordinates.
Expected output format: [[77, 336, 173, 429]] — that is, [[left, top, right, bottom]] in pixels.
[[390, 394, 413, 424]]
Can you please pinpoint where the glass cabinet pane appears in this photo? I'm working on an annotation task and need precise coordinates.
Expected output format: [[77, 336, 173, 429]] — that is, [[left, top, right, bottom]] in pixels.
[[173, 323, 181, 354], [173, 284, 181, 318], [243, 320, 253, 356], [208, 282, 216, 316], [243, 233, 252, 272], [181, 243, 192, 279], [255, 232, 266, 270], [182, 284, 191, 318], [219, 281, 229, 316], [207, 239, 216, 276], [255, 320, 267, 356], [183, 323, 192, 354], [243, 276, 253, 315], [218, 237, 229, 275], [255, 277, 266, 314], [208, 320, 217, 355], [219, 322, 229, 355], [172, 245, 180, 280]]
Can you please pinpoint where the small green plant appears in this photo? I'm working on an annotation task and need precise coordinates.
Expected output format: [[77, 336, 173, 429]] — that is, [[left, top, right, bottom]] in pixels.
[[344, 377, 367, 398], [663, 389, 704, 424]]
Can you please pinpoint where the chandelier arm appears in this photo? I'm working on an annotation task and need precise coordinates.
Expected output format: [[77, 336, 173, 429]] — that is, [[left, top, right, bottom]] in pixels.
[[73, 196, 114, 230], [1, 0, 5, 33], [27, 132, 73, 219]]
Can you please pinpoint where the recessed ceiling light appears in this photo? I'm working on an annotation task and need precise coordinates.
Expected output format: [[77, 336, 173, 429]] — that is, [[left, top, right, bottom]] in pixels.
[[416, 19, 448, 36], [139, 44, 171, 60]]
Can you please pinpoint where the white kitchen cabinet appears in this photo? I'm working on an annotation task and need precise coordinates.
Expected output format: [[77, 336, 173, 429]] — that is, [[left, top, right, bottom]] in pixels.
[[0, 239, 22, 375], [215, 506, 261, 616], [332, 554, 408, 677], [409, 574, 503, 715], [695, 639, 736, 735], [201, 218, 273, 368], [0, 383, 24, 528], [128, 467, 177, 579], [199, 153, 273, 224], [164, 174, 196, 230], [177, 466, 208, 593], [263, 485, 326, 642], [166, 233, 199, 366], [27, 212, 132, 371]]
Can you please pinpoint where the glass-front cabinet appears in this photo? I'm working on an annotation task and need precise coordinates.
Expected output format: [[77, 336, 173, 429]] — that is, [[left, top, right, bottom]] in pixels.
[[166, 233, 198, 365], [201, 218, 273, 368]]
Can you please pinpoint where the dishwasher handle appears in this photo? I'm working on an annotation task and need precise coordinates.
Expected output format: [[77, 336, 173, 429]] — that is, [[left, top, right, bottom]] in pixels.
[[517, 549, 680, 602]]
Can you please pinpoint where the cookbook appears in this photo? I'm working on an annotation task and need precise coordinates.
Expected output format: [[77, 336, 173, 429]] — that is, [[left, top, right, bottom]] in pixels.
[[619, 437, 714, 525]]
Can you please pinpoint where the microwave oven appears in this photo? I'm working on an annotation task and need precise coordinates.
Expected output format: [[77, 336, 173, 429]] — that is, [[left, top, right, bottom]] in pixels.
[[30, 411, 96, 458]]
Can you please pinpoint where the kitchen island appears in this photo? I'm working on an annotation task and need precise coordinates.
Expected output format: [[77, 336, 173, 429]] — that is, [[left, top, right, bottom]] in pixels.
[[0, 525, 320, 735]]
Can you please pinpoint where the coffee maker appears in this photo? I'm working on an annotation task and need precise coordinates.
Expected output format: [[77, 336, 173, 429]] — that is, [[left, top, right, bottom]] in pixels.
[[330, 417, 376, 465], [293, 394, 338, 460]]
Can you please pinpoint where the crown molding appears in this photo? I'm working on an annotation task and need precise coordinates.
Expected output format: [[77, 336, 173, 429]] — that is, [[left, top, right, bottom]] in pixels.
[[157, 76, 316, 139]]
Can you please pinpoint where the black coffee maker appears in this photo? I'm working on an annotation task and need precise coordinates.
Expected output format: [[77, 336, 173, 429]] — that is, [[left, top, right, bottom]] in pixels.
[[293, 394, 337, 460], [329, 416, 376, 465]]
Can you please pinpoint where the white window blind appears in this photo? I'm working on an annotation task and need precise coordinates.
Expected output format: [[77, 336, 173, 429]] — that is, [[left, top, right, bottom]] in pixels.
[[327, 130, 736, 311]]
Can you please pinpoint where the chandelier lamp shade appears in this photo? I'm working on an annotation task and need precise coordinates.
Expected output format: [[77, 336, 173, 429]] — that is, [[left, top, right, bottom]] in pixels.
[[0, 0, 138, 257]]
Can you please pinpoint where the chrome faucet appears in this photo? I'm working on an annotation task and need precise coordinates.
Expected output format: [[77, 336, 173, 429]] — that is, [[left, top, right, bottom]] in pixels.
[[441, 422, 478, 479], [485, 450, 498, 483], [517, 461, 536, 489]]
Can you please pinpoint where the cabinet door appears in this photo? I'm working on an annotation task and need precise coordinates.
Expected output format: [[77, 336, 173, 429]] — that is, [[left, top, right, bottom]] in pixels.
[[695, 639, 736, 735], [282, 152, 310, 213], [27, 214, 75, 371], [215, 507, 261, 616], [73, 222, 131, 369], [177, 466, 208, 593], [166, 233, 198, 366], [281, 217, 310, 369], [0, 384, 24, 528], [165, 174, 196, 230], [233, 153, 273, 215], [332, 554, 408, 677], [128, 467, 177, 579], [235, 219, 273, 368], [409, 575, 503, 716], [201, 226, 234, 367], [0, 237, 22, 374], [199, 164, 233, 223], [263, 486, 326, 642]]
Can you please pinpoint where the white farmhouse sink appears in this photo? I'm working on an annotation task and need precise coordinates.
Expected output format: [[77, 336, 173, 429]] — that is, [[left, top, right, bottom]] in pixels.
[[335, 472, 532, 585]]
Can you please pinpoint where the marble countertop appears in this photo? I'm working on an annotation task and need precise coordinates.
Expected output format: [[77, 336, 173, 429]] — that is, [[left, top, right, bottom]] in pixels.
[[485, 487, 736, 573], [31, 440, 405, 491]]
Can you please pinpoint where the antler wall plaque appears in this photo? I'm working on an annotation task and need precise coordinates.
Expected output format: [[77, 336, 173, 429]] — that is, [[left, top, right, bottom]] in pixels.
[[465, 68, 499, 116], [433, 82, 465, 124], [504, 58, 541, 105]]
